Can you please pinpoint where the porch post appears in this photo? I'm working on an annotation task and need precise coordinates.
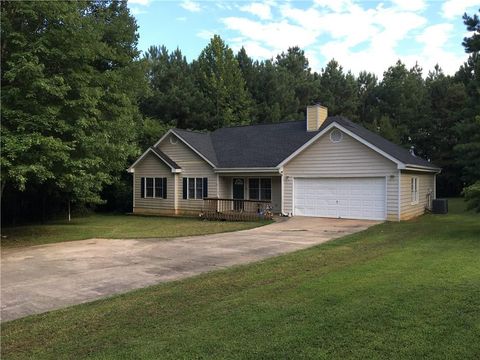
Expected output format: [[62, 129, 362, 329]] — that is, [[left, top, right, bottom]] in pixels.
[[174, 173, 179, 215], [281, 173, 284, 215]]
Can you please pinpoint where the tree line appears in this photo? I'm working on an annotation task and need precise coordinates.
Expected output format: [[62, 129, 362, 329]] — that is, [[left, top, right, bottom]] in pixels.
[[1, 1, 479, 224]]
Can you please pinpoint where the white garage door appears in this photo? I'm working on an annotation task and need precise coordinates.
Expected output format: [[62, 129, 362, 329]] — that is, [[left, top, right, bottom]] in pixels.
[[294, 177, 386, 220]]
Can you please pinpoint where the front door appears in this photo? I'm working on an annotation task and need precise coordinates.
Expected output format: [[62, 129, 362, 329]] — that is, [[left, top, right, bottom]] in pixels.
[[232, 178, 244, 211]]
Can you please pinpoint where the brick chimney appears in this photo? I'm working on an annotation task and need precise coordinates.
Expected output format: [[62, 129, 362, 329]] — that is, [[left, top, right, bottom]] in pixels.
[[306, 104, 328, 132]]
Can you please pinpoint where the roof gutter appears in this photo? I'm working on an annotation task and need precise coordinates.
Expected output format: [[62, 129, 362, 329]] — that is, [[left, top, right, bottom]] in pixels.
[[404, 164, 441, 173], [214, 167, 281, 174], [127, 147, 183, 174]]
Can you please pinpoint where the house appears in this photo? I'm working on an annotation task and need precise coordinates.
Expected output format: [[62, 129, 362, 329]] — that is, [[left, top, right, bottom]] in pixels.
[[127, 105, 440, 221]]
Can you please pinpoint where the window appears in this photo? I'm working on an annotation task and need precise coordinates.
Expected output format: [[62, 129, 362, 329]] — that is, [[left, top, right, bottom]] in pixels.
[[249, 178, 271, 201], [183, 177, 208, 199], [141, 177, 167, 199], [155, 177, 163, 198], [260, 179, 271, 200], [188, 178, 195, 199], [411, 177, 419, 204], [196, 178, 203, 199], [249, 178, 259, 200], [146, 178, 154, 198]]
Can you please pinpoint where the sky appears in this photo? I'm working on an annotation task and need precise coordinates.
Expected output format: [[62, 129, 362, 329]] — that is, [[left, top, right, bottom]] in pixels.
[[127, 0, 479, 77]]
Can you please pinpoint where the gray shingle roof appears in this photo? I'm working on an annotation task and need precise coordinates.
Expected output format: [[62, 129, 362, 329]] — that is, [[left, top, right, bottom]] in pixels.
[[166, 117, 439, 170], [150, 147, 181, 169]]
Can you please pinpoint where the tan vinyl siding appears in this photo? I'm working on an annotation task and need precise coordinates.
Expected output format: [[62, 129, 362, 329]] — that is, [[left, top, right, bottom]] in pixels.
[[271, 177, 281, 213], [218, 176, 231, 198], [158, 135, 216, 213], [400, 171, 435, 220], [283, 130, 399, 221], [133, 153, 174, 211]]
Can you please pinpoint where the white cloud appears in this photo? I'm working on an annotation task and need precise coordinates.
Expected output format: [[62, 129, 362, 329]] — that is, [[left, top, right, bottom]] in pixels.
[[240, 2, 272, 20], [176, 16, 187, 22], [197, 30, 215, 40], [411, 23, 466, 74], [390, 0, 426, 12], [280, 3, 378, 47], [317, 20, 466, 77], [280, 3, 426, 49], [222, 17, 318, 52], [231, 41, 274, 59], [416, 23, 454, 49], [180, 0, 201, 12], [304, 50, 321, 71], [220, 0, 466, 77], [442, 0, 479, 19], [216, 2, 234, 11], [128, 0, 150, 15], [128, 0, 150, 5], [130, 6, 147, 15], [313, 0, 354, 13]]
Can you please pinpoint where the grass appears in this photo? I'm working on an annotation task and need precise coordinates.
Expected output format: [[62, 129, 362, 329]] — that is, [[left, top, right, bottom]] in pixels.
[[1, 214, 270, 248], [2, 199, 479, 359]]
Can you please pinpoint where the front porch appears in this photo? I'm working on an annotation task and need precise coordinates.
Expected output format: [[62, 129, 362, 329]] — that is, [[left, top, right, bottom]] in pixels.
[[202, 198, 273, 221], [202, 175, 282, 221]]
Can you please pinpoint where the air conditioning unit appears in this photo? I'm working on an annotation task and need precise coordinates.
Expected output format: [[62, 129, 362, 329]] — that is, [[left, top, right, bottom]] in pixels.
[[432, 199, 448, 214]]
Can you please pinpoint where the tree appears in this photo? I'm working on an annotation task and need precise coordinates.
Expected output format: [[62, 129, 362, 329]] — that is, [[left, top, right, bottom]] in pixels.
[[319, 60, 359, 120], [141, 45, 208, 130], [462, 9, 480, 53], [455, 116, 480, 185], [236, 47, 256, 95], [194, 35, 252, 129], [377, 61, 430, 157], [425, 65, 467, 195], [275, 47, 317, 115], [254, 59, 300, 123], [454, 9, 480, 204], [1, 0, 144, 219], [356, 71, 379, 125], [463, 181, 480, 212]]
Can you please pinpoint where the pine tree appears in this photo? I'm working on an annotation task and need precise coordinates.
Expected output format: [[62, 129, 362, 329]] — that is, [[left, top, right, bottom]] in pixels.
[[194, 35, 252, 129], [319, 60, 359, 120], [141, 45, 207, 130], [454, 9, 480, 208]]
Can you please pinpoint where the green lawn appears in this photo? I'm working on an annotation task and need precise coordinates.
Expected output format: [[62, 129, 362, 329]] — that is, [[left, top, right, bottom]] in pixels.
[[1, 214, 270, 248], [2, 199, 479, 359]]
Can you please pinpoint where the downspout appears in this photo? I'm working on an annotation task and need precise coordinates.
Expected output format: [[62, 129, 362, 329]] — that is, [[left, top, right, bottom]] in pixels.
[[132, 170, 135, 211], [397, 170, 401, 221], [280, 173, 285, 216]]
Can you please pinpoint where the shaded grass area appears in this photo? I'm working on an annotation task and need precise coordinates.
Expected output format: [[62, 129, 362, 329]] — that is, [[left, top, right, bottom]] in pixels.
[[2, 199, 479, 359], [1, 214, 270, 248]]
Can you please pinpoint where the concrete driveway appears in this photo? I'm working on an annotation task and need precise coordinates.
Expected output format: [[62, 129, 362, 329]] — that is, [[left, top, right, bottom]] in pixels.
[[1, 217, 378, 322]]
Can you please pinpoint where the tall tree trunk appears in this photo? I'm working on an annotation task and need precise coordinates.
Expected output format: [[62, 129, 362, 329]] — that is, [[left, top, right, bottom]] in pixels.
[[0, 180, 6, 200], [67, 199, 71, 222]]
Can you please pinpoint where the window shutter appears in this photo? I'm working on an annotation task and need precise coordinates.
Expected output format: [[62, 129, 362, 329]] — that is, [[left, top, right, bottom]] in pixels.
[[183, 178, 187, 199], [141, 177, 145, 198], [203, 178, 208, 198], [163, 178, 167, 199]]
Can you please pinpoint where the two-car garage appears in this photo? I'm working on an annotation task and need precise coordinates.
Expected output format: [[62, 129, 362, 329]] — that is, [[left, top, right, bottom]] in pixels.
[[293, 177, 386, 220]]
